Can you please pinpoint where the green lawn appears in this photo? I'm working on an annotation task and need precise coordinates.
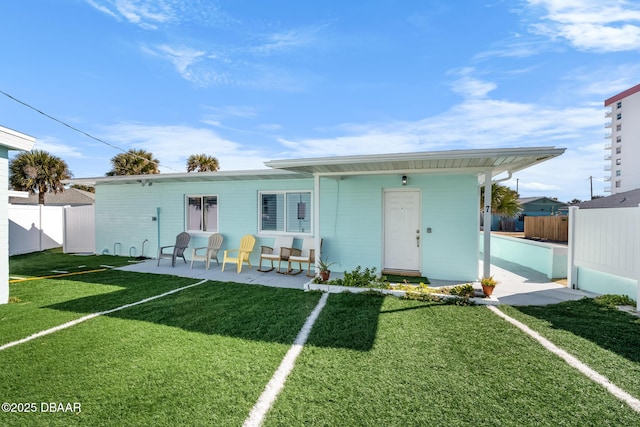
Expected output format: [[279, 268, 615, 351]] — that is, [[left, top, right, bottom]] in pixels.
[[1, 251, 639, 425]]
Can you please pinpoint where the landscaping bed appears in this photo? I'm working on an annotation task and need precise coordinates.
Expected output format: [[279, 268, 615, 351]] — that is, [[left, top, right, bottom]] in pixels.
[[308, 266, 476, 303]]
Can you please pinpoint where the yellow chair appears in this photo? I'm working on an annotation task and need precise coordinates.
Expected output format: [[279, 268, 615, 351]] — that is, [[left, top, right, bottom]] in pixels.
[[222, 234, 256, 273]]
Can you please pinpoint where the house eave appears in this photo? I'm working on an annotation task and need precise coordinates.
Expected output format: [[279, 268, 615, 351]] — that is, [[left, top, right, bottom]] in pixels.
[[0, 126, 36, 151], [65, 169, 312, 187], [265, 147, 566, 178]]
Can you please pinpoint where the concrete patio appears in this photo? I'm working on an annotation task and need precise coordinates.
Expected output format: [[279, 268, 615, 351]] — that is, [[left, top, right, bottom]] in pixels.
[[117, 255, 598, 306]]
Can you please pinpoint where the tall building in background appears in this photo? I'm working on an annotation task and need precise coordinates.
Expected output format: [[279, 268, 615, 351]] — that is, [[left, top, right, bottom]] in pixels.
[[604, 83, 640, 194]]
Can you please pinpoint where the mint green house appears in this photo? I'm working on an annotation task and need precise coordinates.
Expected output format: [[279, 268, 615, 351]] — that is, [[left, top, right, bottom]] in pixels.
[[76, 147, 564, 282]]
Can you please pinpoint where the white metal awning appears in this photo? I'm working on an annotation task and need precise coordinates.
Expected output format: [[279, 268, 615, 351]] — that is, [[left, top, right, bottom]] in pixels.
[[264, 147, 566, 179]]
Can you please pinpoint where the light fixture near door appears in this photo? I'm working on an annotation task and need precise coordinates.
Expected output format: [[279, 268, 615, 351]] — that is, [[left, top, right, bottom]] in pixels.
[[401, 175, 407, 186]]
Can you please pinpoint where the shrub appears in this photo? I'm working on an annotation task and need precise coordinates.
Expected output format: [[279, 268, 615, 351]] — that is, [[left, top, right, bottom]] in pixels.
[[402, 291, 475, 306], [449, 284, 475, 298], [594, 294, 636, 307], [328, 266, 389, 289]]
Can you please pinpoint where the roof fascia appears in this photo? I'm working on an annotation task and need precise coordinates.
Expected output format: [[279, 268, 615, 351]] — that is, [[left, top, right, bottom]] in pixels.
[[604, 83, 640, 106], [0, 126, 35, 151], [265, 147, 565, 170], [66, 169, 310, 187]]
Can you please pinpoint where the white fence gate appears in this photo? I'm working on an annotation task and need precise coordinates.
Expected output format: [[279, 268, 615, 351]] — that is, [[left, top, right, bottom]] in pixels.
[[567, 206, 640, 310], [63, 205, 95, 253], [9, 204, 95, 256]]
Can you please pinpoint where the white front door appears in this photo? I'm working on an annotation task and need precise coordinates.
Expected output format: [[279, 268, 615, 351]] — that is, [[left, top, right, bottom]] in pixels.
[[383, 190, 421, 273]]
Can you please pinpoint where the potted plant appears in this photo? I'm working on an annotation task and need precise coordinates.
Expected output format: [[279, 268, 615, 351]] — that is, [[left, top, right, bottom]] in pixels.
[[480, 276, 498, 296], [316, 257, 335, 281]]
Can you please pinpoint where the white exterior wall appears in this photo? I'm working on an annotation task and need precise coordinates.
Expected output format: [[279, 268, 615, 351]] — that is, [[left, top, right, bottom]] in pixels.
[[95, 174, 479, 281], [0, 148, 9, 304], [1, 126, 35, 304], [605, 86, 640, 194]]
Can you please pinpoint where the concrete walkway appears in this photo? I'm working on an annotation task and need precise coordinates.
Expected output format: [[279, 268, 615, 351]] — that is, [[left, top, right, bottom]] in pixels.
[[472, 257, 597, 306], [118, 256, 597, 306]]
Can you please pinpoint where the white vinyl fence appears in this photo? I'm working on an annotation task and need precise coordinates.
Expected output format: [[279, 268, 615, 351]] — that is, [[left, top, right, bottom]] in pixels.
[[63, 205, 95, 253], [567, 206, 640, 310], [9, 205, 95, 256]]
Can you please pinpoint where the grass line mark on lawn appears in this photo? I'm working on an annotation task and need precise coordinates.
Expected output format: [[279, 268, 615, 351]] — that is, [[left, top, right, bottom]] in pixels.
[[9, 268, 108, 283], [244, 292, 329, 427], [0, 279, 209, 352], [488, 305, 640, 413]]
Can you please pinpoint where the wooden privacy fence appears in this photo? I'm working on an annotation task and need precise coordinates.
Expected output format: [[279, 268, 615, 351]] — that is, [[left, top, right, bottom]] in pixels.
[[524, 216, 568, 242]]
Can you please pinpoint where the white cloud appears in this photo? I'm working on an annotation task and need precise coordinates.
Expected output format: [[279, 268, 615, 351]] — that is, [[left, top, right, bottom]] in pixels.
[[85, 0, 232, 29], [449, 68, 497, 99], [203, 105, 258, 119], [474, 39, 551, 60], [273, 70, 605, 201], [251, 27, 322, 56], [155, 45, 205, 77], [258, 123, 283, 131], [141, 44, 234, 87], [33, 137, 85, 159], [526, 0, 640, 52], [102, 122, 268, 171], [85, 0, 175, 29], [278, 97, 602, 159], [85, 0, 118, 19]]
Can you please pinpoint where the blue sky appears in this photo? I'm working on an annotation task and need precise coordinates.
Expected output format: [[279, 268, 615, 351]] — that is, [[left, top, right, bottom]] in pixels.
[[2, 0, 639, 202]]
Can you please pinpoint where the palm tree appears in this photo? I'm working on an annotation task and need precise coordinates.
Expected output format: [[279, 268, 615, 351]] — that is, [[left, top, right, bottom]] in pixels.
[[106, 149, 160, 176], [9, 150, 72, 205], [187, 154, 219, 172], [480, 183, 521, 217]]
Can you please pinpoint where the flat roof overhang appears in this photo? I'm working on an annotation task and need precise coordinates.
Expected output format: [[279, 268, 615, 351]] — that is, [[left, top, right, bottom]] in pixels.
[[66, 169, 312, 187], [67, 146, 565, 187], [264, 147, 566, 179]]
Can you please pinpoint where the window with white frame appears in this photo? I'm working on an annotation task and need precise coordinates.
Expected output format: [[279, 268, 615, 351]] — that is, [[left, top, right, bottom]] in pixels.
[[186, 195, 218, 232], [259, 191, 312, 234]]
